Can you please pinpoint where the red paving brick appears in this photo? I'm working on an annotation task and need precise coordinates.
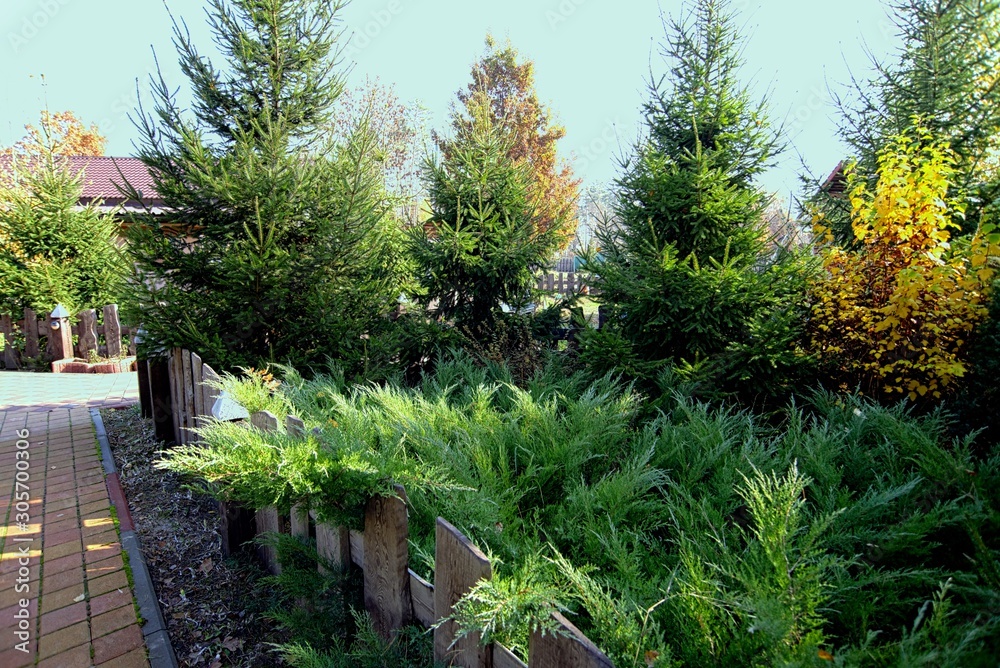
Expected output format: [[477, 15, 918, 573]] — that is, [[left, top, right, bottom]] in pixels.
[[0, 402, 149, 667]]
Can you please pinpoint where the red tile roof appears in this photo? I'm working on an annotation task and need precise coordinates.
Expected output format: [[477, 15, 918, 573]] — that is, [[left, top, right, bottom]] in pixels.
[[0, 155, 160, 203]]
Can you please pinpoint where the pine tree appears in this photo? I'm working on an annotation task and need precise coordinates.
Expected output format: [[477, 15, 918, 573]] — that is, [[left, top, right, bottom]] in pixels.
[[588, 0, 811, 400], [124, 0, 407, 372], [410, 101, 565, 333], [0, 148, 126, 314], [825, 0, 1000, 241]]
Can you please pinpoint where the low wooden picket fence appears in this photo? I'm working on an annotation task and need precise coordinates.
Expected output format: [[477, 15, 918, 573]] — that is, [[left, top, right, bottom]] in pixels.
[[536, 271, 591, 295], [0, 304, 137, 370], [153, 348, 614, 667]]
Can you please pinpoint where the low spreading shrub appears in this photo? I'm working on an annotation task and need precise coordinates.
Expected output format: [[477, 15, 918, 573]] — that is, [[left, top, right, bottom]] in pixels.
[[160, 356, 1000, 666]]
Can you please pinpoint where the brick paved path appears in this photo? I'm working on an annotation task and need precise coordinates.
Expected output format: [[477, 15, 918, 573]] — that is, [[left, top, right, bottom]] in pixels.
[[0, 373, 139, 412], [0, 372, 148, 667]]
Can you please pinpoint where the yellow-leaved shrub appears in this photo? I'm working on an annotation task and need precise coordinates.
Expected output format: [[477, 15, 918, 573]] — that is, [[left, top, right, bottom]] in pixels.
[[809, 126, 999, 401]]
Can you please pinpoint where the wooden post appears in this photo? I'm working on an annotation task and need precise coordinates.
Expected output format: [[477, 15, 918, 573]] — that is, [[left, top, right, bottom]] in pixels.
[[250, 411, 282, 573], [528, 612, 614, 668], [201, 363, 221, 424], [434, 518, 493, 667], [137, 358, 153, 420], [103, 304, 123, 358], [169, 349, 183, 445], [76, 309, 99, 360], [364, 484, 411, 639], [191, 352, 205, 433], [181, 350, 195, 443], [48, 305, 74, 361], [493, 645, 527, 668], [148, 357, 175, 443], [285, 415, 310, 541], [22, 308, 39, 359], [1, 314, 18, 369], [316, 520, 351, 573]]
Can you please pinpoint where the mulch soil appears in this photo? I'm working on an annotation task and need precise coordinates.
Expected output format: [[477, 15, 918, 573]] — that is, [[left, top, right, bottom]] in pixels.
[[101, 406, 289, 667]]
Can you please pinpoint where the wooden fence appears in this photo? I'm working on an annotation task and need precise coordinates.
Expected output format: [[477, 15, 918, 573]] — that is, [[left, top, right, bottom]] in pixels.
[[536, 271, 591, 295], [0, 304, 137, 370], [153, 348, 615, 667]]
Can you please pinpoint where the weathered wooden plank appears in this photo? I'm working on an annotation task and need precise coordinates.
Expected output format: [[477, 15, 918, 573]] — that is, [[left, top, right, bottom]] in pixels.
[[201, 364, 221, 426], [170, 349, 183, 445], [250, 410, 280, 432], [290, 503, 310, 540], [137, 358, 153, 420], [528, 612, 614, 668], [316, 521, 351, 573], [181, 350, 195, 444], [1, 314, 18, 369], [363, 485, 411, 638], [285, 415, 306, 437], [494, 645, 527, 668], [191, 352, 204, 431], [127, 329, 137, 356], [350, 530, 365, 567], [103, 304, 123, 358], [434, 517, 493, 667], [409, 569, 435, 628], [148, 357, 174, 443], [256, 506, 281, 575], [22, 308, 38, 359], [77, 309, 99, 360]]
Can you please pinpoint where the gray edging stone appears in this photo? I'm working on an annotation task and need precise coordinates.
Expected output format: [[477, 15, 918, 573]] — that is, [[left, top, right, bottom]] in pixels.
[[91, 408, 179, 668]]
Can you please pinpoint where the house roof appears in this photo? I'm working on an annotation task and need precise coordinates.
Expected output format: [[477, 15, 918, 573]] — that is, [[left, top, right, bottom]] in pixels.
[[0, 155, 162, 209]]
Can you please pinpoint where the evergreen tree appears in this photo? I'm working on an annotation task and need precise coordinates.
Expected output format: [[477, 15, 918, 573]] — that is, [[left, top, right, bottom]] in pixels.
[[825, 0, 1000, 241], [0, 148, 126, 314], [438, 36, 580, 248], [410, 101, 565, 333], [124, 0, 407, 372], [587, 0, 811, 401]]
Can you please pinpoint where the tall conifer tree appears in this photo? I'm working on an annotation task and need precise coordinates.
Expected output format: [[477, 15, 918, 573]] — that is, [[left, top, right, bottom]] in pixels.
[[589, 0, 810, 400], [125, 0, 407, 371]]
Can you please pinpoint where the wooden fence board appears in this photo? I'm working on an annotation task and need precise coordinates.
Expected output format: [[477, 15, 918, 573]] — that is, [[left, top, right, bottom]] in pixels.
[[23, 309, 39, 358], [103, 304, 122, 358], [191, 352, 204, 432], [493, 645, 527, 668], [409, 569, 435, 627], [1, 314, 18, 369], [349, 530, 365, 566], [256, 506, 281, 574], [363, 486, 411, 638], [77, 309, 99, 360], [201, 364, 221, 424], [170, 349, 182, 445], [434, 517, 493, 667], [249, 411, 282, 573], [316, 520, 351, 573], [528, 612, 614, 668], [181, 350, 195, 444]]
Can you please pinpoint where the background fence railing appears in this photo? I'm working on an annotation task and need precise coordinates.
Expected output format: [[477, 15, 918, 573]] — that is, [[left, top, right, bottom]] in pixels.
[[0, 304, 137, 370], [147, 348, 615, 667]]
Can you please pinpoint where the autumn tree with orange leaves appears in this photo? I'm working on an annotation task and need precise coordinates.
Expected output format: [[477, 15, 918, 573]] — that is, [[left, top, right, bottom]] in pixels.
[[3, 110, 105, 158], [438, 36, 580, 247]]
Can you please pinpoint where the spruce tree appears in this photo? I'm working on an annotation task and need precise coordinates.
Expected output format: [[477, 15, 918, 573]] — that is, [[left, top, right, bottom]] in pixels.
[[124, 0, 407, 371], [588, 0, 811, 400], [826, 0, 1000, 241], [0, 149, 126, 314], [410, 101, 565, 333]]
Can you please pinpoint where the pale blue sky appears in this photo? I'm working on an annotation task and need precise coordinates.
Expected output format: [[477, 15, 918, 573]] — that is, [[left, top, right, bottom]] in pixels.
[[1, 0, 899, 202]]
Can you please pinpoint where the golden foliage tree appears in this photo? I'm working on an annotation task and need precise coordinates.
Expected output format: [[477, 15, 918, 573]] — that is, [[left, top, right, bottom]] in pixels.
[[439, 36, 580, 247], [809, 126, 999, 401], [3, 110, 105, 158]]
